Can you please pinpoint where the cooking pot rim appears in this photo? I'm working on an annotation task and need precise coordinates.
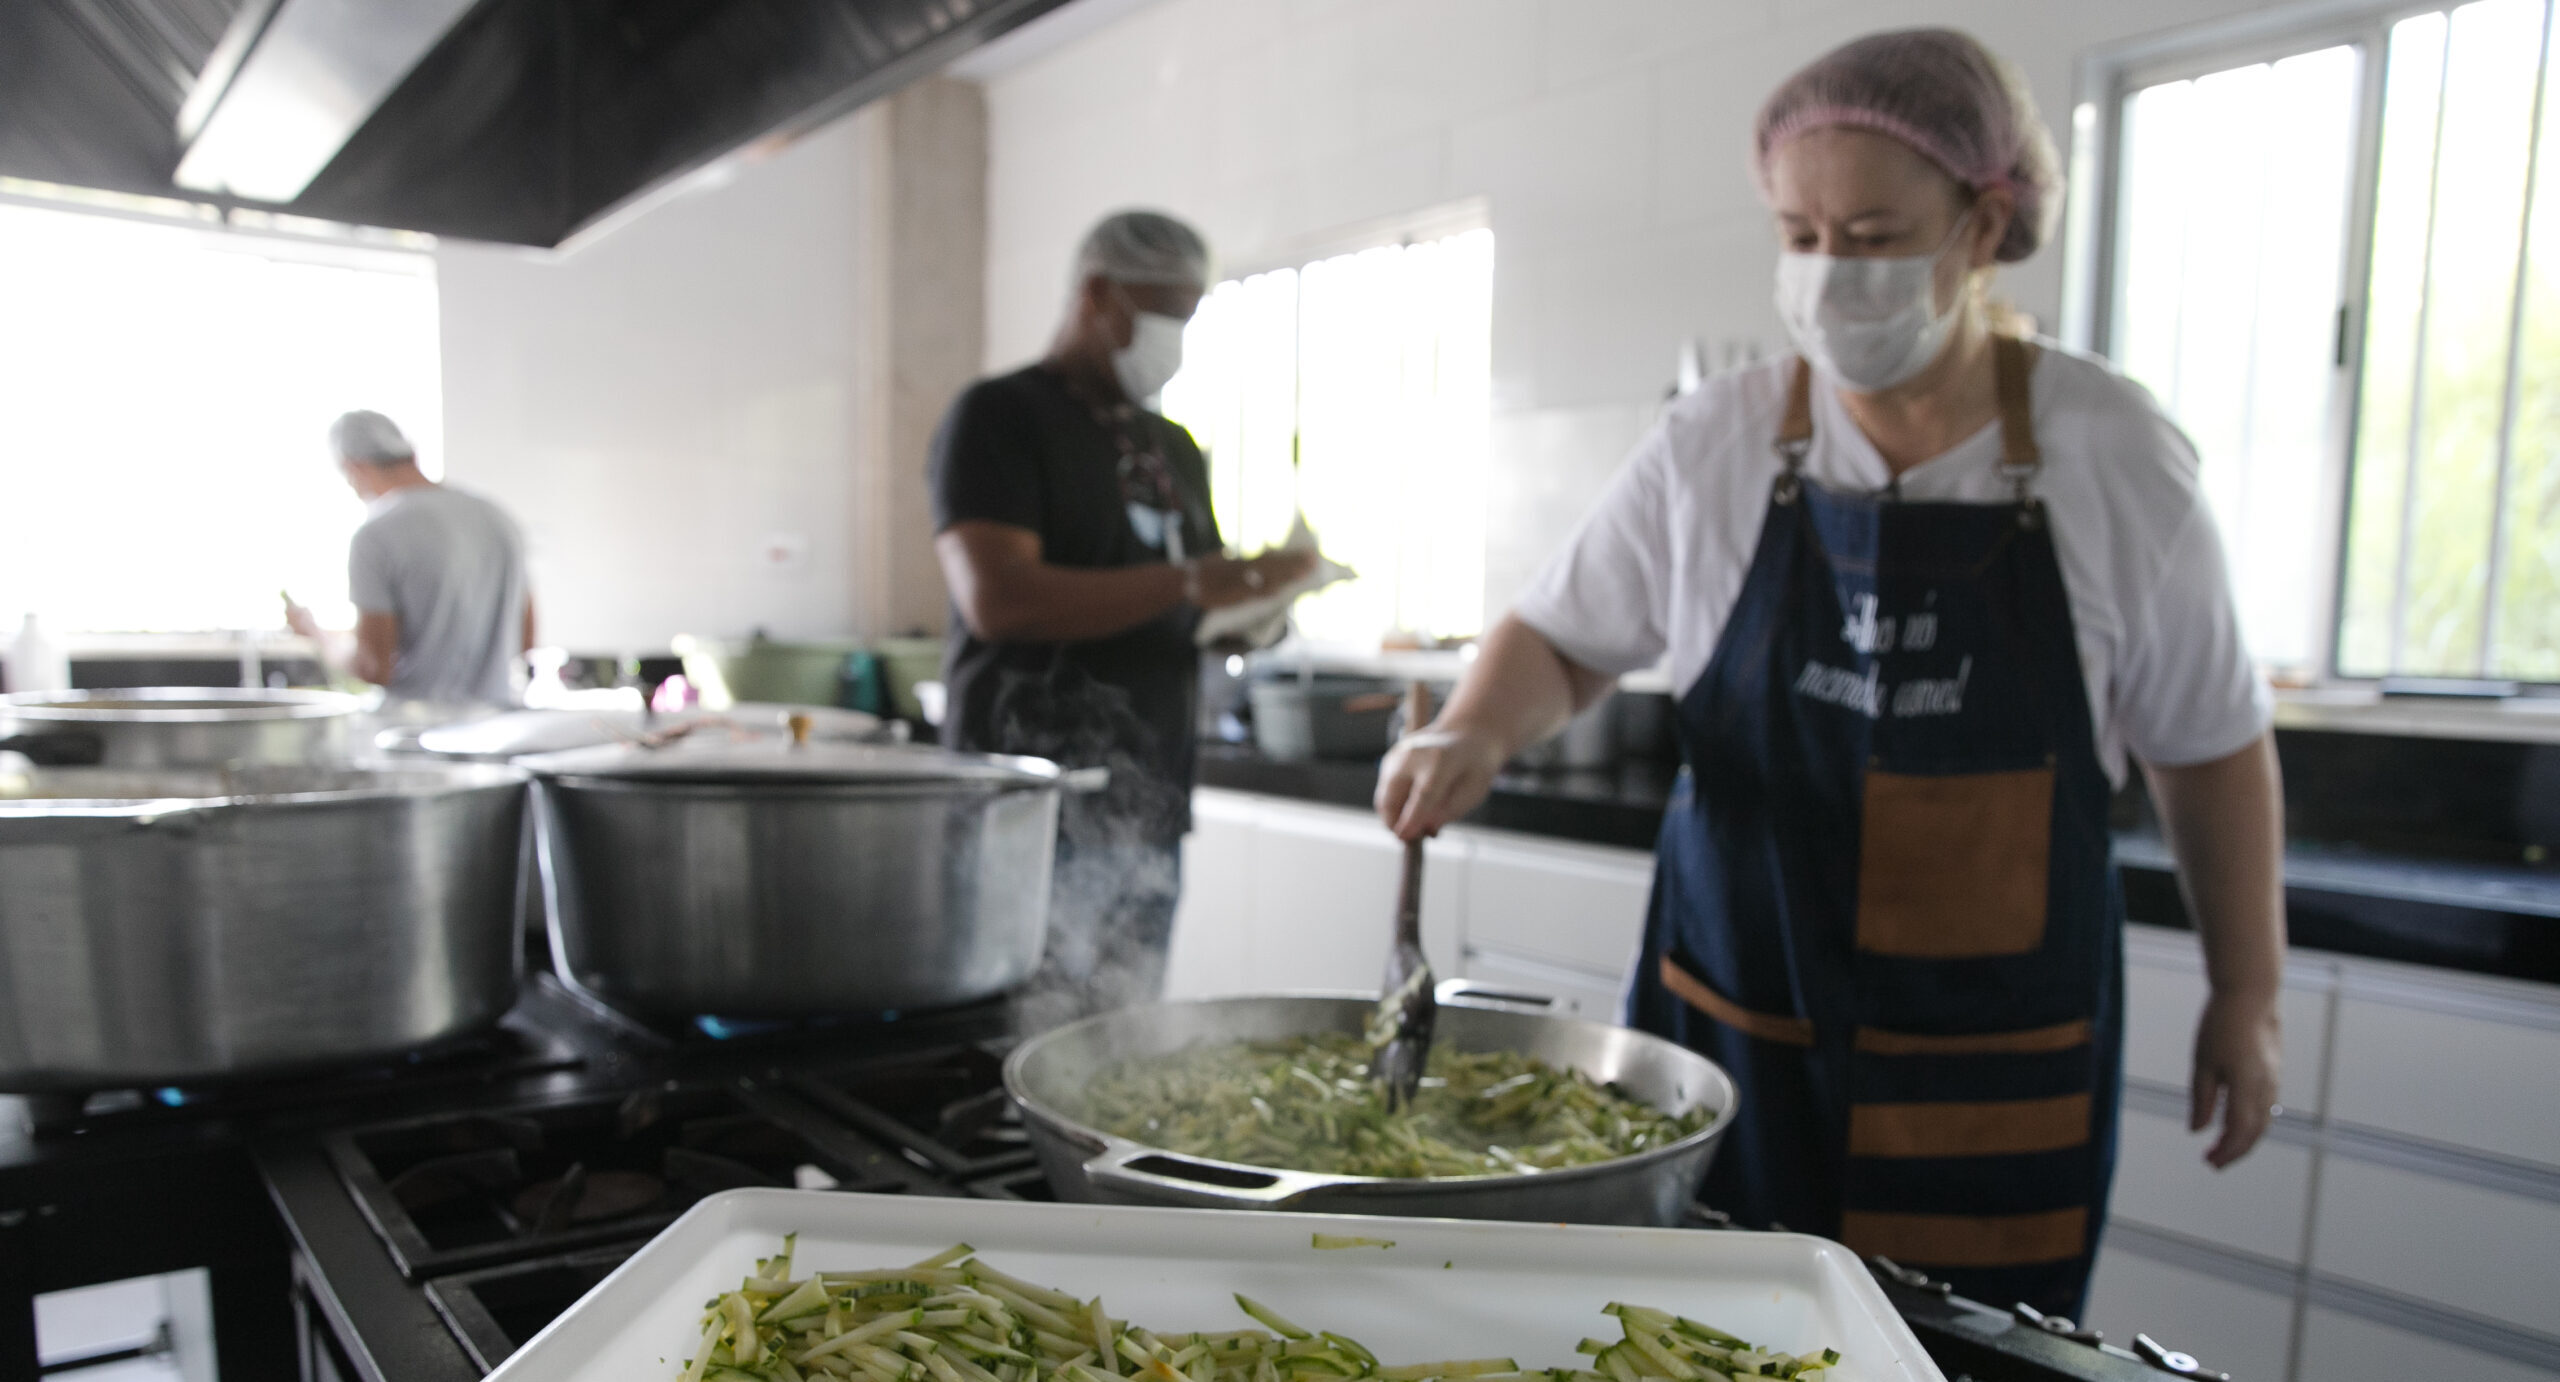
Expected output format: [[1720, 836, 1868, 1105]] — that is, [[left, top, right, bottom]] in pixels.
[[0, 760, 528, 812], [0, 687, 361, 722], [1002, 991, 1737, 1192], [520, 740, 1073, 787]]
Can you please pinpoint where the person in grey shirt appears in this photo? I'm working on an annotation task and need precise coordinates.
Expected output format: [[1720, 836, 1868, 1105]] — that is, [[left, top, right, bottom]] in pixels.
[[284, 410, 533, 704]]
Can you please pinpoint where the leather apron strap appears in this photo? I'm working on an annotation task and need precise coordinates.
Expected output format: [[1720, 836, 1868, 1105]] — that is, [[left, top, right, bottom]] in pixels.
[[1774, 336, 2042, 505]]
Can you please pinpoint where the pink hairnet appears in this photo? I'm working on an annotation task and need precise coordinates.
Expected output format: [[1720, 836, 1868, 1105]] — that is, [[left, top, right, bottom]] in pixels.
[[1752, 28, 2060, 263]]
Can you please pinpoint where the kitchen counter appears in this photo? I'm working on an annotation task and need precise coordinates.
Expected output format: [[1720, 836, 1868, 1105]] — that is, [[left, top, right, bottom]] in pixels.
[[1197, 742, 2560, 988], [1196, 742, 1675, 850]]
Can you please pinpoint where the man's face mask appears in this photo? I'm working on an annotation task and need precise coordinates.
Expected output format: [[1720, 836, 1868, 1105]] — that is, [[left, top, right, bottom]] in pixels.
[[1111, 292, 1188, 404]]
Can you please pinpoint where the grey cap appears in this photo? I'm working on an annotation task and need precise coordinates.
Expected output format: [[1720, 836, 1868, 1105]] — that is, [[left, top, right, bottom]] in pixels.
[[1073, 209, 1211, 289], [329, 410, 414, 465]]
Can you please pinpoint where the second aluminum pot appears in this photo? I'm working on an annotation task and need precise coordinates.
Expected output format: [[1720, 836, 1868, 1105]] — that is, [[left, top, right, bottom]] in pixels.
[[0, 761, 528, 1090], [0, 687, 360, 768], [1005, 989, 1737, 1225], [525, 738, 1101, 1018]]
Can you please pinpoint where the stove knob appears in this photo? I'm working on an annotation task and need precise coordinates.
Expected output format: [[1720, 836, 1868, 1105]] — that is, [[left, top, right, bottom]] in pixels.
[[2134, 1332, 2229, 1381], [2011, 1302, 2102, 1347]]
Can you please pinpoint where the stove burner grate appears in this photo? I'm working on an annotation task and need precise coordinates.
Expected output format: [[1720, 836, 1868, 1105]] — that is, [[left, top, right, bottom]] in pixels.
[[425, 1242, 644, 1374], [790, 1043, 1037, 1180], [329, 1084, 912, 1279]]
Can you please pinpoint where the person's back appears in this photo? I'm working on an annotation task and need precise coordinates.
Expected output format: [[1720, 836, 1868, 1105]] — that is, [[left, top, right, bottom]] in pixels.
[[350, 484, 527, 704]]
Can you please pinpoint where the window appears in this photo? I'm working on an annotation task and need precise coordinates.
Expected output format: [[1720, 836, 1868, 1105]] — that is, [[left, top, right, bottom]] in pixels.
[[1160, 222, 1494, 647], [0, 191, 442, 633], [2074, 0, 2560, 683]]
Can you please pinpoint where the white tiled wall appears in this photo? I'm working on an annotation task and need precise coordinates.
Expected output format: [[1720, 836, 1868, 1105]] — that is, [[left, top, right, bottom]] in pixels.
[[436, 118, 876, 653], [971, 0, 2304, 610]]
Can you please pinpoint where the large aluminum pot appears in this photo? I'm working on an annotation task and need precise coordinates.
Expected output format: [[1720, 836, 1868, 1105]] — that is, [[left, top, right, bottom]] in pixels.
[[1005, 989, 1737, 1226], [0, 761, 528, 1090], [0, 687, 360, 768], [525, 738, 1099, 1018]]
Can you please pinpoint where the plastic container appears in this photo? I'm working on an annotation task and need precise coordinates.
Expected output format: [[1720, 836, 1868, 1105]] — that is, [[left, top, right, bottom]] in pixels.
[[1512, 691, 1620, 771], [872, 636, 946, 723], [1248, 675, 1400, 761], [674, 633, 862, 709]]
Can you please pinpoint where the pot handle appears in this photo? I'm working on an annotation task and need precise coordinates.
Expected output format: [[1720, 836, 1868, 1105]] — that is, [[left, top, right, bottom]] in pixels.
[[1434, 979, 1559, 1012], [372, 725, 430, 753], [1080, 1139, 1343, 1208], [0, 730, 103, 767], [1059, 767, 1112, 794]]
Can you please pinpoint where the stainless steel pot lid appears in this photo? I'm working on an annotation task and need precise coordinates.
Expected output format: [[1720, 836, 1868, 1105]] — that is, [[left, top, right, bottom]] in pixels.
[[399, 703, 883, 759], [0, 687, 360, 722], [519, 735, 1082, 788]]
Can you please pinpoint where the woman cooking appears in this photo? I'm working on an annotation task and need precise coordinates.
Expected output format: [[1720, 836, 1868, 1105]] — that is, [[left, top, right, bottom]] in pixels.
[[1377, 29, 2285, 1316]]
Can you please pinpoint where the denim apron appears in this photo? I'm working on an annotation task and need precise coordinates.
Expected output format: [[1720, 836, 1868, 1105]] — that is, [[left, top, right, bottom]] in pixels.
[[1627, 337, 2123, 1316]]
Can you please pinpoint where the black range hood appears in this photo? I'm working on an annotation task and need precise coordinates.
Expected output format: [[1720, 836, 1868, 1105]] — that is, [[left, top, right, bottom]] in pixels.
[[0, 0, 1067, 247]]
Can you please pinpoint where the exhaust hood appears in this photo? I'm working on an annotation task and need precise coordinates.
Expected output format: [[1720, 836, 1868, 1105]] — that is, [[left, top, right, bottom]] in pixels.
[[0, 0, 1070, 247]]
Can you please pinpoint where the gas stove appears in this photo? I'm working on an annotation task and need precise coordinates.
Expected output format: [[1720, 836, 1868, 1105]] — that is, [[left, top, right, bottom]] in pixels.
[[3, 978, 2227, 1382], [325, 1083, 918, 1279]]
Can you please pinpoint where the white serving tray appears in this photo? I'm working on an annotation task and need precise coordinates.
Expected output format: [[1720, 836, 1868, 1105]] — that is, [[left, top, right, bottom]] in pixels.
[[483, 1191, 1944, 1382]]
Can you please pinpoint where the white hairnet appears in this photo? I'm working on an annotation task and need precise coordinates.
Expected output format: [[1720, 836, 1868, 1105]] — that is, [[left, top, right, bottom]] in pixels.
[[1753, 28, 2061, 263], [330, 410, 414, 465], [1074, 210, 1211, 289]]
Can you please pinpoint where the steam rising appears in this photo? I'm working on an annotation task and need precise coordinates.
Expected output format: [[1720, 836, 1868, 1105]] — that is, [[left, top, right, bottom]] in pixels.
[[988, 665, 1188, 1033]]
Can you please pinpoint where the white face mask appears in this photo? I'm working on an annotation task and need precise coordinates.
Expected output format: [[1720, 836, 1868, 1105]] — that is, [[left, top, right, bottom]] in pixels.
[[1772, 214, 1973, 393], [1112, 307, 1188, 404]]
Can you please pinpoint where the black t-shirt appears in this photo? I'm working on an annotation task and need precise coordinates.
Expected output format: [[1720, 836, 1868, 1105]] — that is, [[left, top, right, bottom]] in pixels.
[[929, 364, 1221, 842]]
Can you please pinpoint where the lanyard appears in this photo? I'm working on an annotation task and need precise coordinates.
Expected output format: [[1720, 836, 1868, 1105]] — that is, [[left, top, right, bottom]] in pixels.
[[1086, 397, 1190, 561]]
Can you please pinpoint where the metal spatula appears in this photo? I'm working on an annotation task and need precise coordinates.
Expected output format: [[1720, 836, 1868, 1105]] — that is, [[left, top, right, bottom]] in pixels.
[[1370, 681, 1438, 1109]]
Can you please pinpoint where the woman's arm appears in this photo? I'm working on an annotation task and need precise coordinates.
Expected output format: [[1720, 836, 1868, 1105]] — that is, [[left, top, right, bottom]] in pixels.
[[2141, 730, 2287, 1168], [1375, 614, 1615, 840]]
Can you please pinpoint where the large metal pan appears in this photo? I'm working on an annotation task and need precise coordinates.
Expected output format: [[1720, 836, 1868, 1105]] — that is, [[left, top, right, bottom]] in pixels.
[[525, 738, 1102, 1018], [0, 761, 528, 1090], [1005, 988, 1736, 1226], [0, 687, 360, 768]]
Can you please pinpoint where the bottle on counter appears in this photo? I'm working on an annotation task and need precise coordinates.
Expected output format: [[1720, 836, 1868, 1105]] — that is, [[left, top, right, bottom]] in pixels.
[[4, 613, 70, 694]]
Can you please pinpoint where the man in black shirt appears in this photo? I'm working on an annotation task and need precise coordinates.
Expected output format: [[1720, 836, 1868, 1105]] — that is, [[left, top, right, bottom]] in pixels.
[[930, 210, 1313, 1023]]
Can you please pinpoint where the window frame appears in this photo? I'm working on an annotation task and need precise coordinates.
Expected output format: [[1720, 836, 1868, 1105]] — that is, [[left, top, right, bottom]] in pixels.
[[2063, 0, 2557, 687]]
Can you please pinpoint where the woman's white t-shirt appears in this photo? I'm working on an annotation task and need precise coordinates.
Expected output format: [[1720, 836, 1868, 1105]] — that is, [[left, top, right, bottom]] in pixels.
[[1510, 342, 2272, 787]]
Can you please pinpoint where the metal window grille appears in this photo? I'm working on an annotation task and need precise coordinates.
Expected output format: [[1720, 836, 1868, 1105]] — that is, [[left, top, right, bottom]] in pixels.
[[2071, 0, 2560, 686]]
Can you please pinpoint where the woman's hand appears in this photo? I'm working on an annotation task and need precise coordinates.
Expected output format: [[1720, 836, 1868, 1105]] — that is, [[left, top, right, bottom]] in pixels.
[[2190, 988, 2281, 1168], [1375, 726, 1508, 841]]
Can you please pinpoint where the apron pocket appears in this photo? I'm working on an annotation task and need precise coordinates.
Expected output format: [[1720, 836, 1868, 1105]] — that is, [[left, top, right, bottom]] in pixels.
[[1656, 955, 1812, 1046], [1848, 1093, 2092, 1158], [1856, 764, 2053, 957]]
